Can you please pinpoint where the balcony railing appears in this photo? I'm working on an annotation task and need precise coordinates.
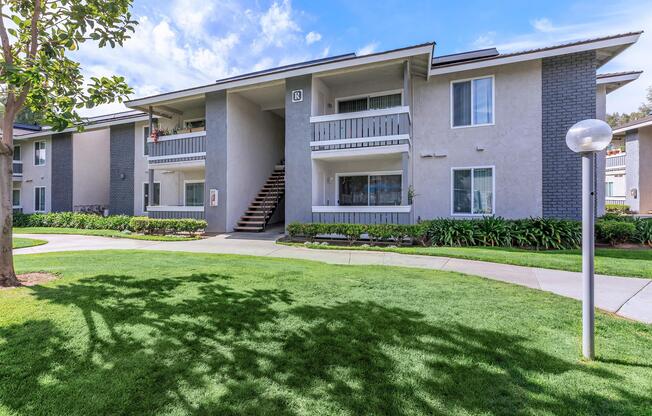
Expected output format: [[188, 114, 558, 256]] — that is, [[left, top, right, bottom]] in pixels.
[[311, 205, 412, 225], [605, 197, 626, 206], [147, 131, 206, 164], [147, 205, 205, 219], [12, 161, 22, 177], [606, 153, 626, 170], [310, 107, 411, 151]]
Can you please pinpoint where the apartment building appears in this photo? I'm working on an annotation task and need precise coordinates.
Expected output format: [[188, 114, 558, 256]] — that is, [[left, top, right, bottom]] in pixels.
[[11, 111, 148, 214]]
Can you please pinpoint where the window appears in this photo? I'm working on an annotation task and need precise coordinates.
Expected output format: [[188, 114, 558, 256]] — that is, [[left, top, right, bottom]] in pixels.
[[34, 187, 46, 212], [184, 119, 205, 129], [337, 92, 402, 113], [143, 182, 160, 211], [452, 76, 494, 127], [13, 145, 20, 161], [185, 181, 204, 207], [452, 167, 494, 215], [34, 141, 46, 166], [338, 173, 402, 206], [12, 189, 20, 208], [605, 182, 614, 197]]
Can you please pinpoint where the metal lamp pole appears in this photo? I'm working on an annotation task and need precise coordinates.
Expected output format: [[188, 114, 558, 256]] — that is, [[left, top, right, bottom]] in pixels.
[[581, 152, 595, 359], [566, 119, 612, 361]]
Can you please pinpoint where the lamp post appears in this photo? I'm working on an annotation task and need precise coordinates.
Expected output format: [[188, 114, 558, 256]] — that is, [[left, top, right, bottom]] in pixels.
[[566, 119, 613, 360]]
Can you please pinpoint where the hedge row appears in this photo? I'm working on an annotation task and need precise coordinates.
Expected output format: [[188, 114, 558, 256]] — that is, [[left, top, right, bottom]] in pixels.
[[289, 216, 652, 249], [605, 204, 630, 213], [288, 217, 583, 250], [13, 212, 206, 235]]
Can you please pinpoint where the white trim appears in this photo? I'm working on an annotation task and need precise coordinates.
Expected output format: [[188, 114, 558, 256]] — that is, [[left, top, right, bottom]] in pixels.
[[596, 72, 641, 85], [142, 125, 150, 156], [148, 160, 206, 170], [183, 180, 205, 207], [147, 152, 206, 161], [126, 44, 434, 108], [34, 186, 46, 213], [33, 140, 46, 167], [311, 144, 409, 160], [450, 75, 495, 129], [310, 134, 410, 147], [312, 205, 412, 213], [12, 187, 20, 209], [450, 166, 495, 216], [335, 170, 403, 207], [143, 181, 161, 212], [15, 114, 152, 141], [429, 33, 641, 76], [334, 89, 404, 113], [613, 119, 652, 134], [147, 130, 207, 143], [310, 106, 410, 123], [146, 205, 205, 212]]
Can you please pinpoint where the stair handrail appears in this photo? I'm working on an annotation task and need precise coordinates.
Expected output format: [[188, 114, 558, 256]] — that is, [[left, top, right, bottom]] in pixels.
[[261, 167, 284, 231]]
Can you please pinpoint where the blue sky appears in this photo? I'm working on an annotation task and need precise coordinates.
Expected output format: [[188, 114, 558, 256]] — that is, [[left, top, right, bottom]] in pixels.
[[77, 0, 652, 116]]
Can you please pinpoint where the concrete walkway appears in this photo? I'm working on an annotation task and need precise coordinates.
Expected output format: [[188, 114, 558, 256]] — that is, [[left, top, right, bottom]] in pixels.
[[14, 231, 652, 324]]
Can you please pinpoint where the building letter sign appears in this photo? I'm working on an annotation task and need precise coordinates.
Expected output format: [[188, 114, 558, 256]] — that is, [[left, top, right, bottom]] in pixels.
[[291, 89, 303, 103]]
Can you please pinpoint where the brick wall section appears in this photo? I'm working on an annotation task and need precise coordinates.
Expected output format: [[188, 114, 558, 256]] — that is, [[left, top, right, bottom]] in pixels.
[[50, 132, 73, 212], [542, 51, 597, 220], [109, 123, 135, 215]]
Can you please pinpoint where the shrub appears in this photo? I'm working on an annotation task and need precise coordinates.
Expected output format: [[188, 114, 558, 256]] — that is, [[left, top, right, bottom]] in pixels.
[[596, 220, 636, 246], [605, 204, 630, 213], [474, 217, 513, 247], [12, 212, 205, 235], [366, 224, 392, 246], [634, 218, 652, 247], [386, 225, 411, 247]]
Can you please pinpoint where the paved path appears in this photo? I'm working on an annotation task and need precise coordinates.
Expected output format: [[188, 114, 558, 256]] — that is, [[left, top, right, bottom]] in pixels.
[[14, 231, 652, 324]]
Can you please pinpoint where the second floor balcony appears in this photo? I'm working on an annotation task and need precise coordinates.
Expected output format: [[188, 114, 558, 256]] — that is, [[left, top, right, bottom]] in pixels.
[[310, 106, 411, 153], [147, 130, 206, 166], [606, 152, 626, 171]]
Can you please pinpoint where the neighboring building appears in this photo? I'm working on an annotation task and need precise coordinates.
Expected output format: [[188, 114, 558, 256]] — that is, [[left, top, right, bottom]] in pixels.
[[609, 114, 652, 214], [11, 111, 147, 214], [116, 31, 641, 233]]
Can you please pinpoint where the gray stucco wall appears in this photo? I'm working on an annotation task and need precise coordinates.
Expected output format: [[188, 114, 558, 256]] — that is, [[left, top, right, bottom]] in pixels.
[[109, 123, 135, 215], [205, 91, 228, 233], [625, 129, 640, 212], [50, 132, 73, 212], [541, 51, 597, 220], [285, 75, 313, 224], [639, 127, 652, 214]]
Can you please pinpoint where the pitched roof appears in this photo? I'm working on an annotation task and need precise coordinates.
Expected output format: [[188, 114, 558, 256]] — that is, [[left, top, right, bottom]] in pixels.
[[613, 114, 652, 134]]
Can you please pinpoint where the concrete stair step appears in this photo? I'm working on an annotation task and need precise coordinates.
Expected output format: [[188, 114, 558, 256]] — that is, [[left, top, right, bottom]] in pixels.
[[233, 226, 264, 232]]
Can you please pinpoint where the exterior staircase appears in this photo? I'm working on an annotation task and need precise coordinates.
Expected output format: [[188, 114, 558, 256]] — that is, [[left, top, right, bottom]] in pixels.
[[233, 164, 285, 232]]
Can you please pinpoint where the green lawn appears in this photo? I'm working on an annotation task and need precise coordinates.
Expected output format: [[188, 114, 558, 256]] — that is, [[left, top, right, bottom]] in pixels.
[[284, 242, 652, 279], [2, 251, 651, 415], [11, 237, 47, 249], [13, 227, 198, 241]]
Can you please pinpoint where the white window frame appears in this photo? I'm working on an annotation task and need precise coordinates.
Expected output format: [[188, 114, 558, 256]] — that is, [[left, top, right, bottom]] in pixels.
[[142, 125, 150, 156], [34, 140, 46, 166], [12, 187, 21, 209], [450, 166, 495, 216], [450, 75, 495, 129], [34, 186, 46, 212], [183, 180, 205, 207], [13, 144, 21, 162], [605, 181, 614, 197], [335, 170, 403, 206], [143, 181, 161, 212], [335, 89, 404, 114]]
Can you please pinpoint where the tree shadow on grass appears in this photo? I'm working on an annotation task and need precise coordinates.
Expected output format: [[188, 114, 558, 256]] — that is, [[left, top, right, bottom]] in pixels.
[[0, 273, 648, 415]]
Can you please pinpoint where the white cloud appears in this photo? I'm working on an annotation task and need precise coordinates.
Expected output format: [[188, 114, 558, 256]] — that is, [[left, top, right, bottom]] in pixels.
[[305, 31, 322, 45], [253, 0, 300, 52], [531, 18, 556, 33], [357, 42, 379, 56], [472, 32, 496, 49]]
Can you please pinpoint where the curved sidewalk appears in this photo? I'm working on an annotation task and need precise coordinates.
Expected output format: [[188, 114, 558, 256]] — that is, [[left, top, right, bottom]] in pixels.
[[14, 232, 652, 324]]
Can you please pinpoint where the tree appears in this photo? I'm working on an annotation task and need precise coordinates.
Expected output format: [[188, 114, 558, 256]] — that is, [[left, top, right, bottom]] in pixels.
[[0, 0, 136, 286], [606, 85, 652, 128]]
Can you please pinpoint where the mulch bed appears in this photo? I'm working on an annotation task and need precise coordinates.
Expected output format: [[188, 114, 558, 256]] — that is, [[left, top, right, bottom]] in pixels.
[[0, 273, 58, 289]]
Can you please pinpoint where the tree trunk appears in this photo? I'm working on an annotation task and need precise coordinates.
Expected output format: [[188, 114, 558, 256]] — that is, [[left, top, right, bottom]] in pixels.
[[0, 116, 18, 287]]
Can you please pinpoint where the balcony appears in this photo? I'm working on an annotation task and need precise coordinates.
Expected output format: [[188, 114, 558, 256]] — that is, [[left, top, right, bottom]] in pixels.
[[147, 131, 206, 166], [12, 161, 22, 180], [310, 107, 411, 154], [606, 153, 626, 171], [311, 205, 412, 225], [147, 205, 205, 220]]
